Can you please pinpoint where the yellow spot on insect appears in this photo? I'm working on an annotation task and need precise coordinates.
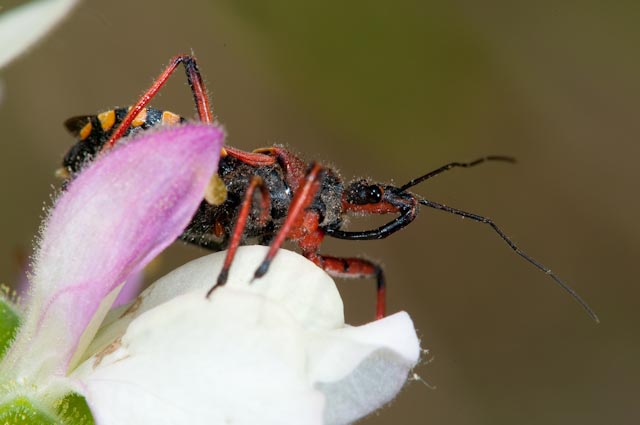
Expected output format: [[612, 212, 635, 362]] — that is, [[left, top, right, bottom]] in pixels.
[[97, 110, 116, 131], [79, 122, 92, 140], [161, 111, 181, 125], [55, 167, 70, 179], [132, 108, 147, 127], [220, 147, 228, 157], [253, 147, 275, 154], [204, 174, 228, 206]]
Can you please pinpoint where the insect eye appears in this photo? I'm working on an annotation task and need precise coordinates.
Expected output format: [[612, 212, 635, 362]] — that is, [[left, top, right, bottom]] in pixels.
[[347, 181, 383, 205]]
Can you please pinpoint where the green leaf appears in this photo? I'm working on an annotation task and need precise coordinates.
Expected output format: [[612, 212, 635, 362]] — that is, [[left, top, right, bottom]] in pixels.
[[0, 397, 57, 424], [0, 297, 21, 360], [0, 393, 94, 425], [55, 393, 94, 425]]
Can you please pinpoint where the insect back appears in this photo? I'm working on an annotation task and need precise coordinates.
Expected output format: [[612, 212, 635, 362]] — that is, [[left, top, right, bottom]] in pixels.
[[61, 107, 184, 176]]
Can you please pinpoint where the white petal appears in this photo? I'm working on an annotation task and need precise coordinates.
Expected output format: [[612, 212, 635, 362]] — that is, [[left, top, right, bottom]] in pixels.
[[73, 247, 420, 425], [80, 246, 344, 362], [308, 313, 421, 425], [0, 0, 79, 69], [73, 291, 326, 425]]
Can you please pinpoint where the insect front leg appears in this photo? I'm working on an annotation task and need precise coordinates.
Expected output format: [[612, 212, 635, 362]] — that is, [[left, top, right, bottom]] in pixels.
[[298, 224, 387, 320], [306, 251, 387, 320]]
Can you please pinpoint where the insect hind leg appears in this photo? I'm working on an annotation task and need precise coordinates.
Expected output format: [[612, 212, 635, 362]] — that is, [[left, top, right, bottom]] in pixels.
[[106, 55, 212, 149]]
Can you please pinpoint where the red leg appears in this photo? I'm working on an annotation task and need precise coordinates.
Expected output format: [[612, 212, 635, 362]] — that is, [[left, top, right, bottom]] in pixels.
[[307, 253, 386, 320], [206, 175, 270, 297], [102, 55, 276, 166], [252, 147, 309, 191], [248, 159, 388, 319], [106, 55, 213, 149], [298, 228, 387, 319], [253, 162, 324, 279], [223, 146, 276, 166]]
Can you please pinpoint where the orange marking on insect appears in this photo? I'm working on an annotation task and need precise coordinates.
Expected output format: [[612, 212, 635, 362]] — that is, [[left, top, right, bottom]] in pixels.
[[161, 111, 181, 126], [253, 147, 276, 154], [131, 108, 147, 127], [79, 122, 92, 140], [55, 167, 70, 179], [97, 110, 116, 131]]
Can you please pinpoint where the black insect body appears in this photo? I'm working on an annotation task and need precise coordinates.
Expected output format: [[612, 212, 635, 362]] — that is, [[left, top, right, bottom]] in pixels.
[[59, 55, 598, 322], [62, 107, 185, 174]]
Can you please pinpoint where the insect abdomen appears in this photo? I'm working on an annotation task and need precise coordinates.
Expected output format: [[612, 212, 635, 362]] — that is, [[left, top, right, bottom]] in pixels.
[[62, 107, 185, 173]]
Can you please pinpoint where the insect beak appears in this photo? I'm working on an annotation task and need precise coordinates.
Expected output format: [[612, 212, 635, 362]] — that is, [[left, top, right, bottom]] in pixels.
[[385, 185, 418, 207]]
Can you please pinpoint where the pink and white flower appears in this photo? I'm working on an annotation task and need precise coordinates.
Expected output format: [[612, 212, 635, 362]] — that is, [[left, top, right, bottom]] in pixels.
[[0, 123, 420, 424]]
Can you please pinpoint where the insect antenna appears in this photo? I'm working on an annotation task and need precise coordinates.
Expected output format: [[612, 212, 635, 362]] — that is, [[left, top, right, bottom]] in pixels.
[[399, 156, 515, 192], [418, 198, 599, 323]]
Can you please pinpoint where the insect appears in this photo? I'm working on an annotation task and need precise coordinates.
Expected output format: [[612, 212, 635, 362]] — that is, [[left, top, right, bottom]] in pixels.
[[58, 55, 598, 322]]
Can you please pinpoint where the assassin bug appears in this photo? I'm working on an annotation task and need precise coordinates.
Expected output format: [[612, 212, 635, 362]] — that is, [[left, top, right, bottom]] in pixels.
[[59, 55, 598, 322]]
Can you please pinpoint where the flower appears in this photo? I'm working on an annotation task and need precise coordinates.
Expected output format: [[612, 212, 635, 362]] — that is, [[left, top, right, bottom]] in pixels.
[[0, 0, 80, 69], [0, 123, 223, 422], [73, 246, 421, 425], [0, 123, 420, 424]]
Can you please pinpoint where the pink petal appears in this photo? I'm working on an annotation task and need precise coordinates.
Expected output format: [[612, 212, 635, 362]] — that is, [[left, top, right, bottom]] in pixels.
[[2, 124, 223, 378], [112, 268, 145, 308]]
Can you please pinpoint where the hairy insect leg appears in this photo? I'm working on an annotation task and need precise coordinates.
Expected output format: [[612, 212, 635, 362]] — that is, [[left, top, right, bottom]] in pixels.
[[101, 55, 277, 166], [252, 162, 324, 280], [419, 198, 599, 322], [307, 253, 386, 319], [206, 175, 270, 297], [106, 55, 212, 149]]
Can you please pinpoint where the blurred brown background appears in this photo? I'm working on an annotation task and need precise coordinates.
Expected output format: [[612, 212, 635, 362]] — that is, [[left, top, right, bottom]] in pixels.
[[0, 0, 637, 424]]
